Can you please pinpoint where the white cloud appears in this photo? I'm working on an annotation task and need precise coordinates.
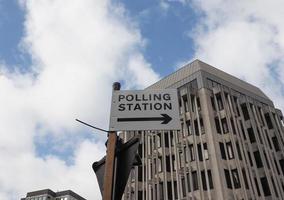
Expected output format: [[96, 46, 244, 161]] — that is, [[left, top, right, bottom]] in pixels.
[[190, 0, 284, 110], [0, 0, 159, 199]]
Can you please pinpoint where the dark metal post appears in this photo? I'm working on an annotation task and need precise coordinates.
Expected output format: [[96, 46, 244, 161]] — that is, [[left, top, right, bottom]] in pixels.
[[103, 82, 120, 200]]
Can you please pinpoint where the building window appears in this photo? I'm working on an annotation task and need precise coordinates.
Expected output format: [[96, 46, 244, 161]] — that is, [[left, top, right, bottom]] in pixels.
[[247, 127, 256, 143], [216, 93, 224, 110], [194, 119, 200, 136], [166, 156, 171, 172], [192, 171, 199, 191], [265, 113, 273, 129], [208, 170, 214, 189], [240, 122, 246, 140], [279, 159, 284, 175], [219, 142, 227, 160], [201, 170, 214, 191], [179, 98, 183, 114], [182, 95, 189, 112], [158, 157, 163, 172], [260, 177, 271, 196], [211, 96, 216, 111], [253, 151, 263, 168], [197, 97, 201, 111], [221, 118, 229, 133], [173, 181, 178, 199], [186, 172, 191, 192], [189, 144, 195, 162], [204, 143, 209, 160], [232, 169, 241, 189], [186, 120, 192, 135], [191, 95, 195, 112], [272, 136, 280, 151], [215, 117, 221, 134], [224, 169, 232, 189], [184, 146, 188, 163], [197, 143, 203, 161], [241, 103, 250, 120], [230, 118, 236, 135], [236, 141, 242, 160], [165, 132, 170, 147], [226, 141, 234, 159], [181, 177, 186, 197], [167, 182, 173, 199], [172, 155, 176, 171], [201, 170, 207, 190]]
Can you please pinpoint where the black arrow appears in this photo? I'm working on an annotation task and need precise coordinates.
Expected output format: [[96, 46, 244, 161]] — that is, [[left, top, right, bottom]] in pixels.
[[117, 114, 172, 124]]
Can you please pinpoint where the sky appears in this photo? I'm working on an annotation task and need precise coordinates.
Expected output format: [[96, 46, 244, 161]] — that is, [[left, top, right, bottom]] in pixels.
[[1, 0, 284, 199]]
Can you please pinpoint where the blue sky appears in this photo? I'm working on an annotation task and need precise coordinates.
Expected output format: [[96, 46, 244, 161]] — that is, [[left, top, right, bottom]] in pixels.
[[0, 0, 198, 76], [1, 0, 284, 199]]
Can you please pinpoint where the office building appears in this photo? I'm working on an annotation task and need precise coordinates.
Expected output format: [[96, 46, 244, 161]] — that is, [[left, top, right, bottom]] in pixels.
[[21, 189, 86, 200], [120, 60, 284, 199]]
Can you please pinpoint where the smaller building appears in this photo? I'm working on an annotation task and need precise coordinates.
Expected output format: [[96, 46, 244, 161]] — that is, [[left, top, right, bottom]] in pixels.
[[21, 189, 86, 200]]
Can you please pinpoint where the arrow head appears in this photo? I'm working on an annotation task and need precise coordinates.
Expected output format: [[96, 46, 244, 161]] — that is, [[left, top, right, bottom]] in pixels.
[[161, 114, 172, 124]]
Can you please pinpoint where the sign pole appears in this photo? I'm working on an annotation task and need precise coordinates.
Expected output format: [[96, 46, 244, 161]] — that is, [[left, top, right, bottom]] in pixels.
[[103, 82, 120, 200]]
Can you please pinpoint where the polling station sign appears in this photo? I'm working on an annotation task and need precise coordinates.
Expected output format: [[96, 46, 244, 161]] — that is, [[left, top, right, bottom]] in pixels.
[[109, 89, 181, 131]]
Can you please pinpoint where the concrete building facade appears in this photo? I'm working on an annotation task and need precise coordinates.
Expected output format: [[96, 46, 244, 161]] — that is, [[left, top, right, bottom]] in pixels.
[[121, 60, 284, 200], [21, 189, 86, 200]]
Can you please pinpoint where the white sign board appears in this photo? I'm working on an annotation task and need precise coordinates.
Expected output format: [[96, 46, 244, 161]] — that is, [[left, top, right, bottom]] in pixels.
[[109, 89, 181, 131]]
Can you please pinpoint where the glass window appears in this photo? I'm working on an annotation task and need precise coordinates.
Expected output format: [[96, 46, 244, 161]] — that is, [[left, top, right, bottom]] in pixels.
[[265, 113, 273, 129], [230, 118, 236, 135], [219, 142, 227, 160], [182, 95, 189, 112], [186, 120, 192, 135], [192, 171, 198, 191], [189, 144, 195, 161], [253, 151, 263, 168], [247, 127, 256, 143], [279, 159, 284, 175], [211, 96, 216, 111], [226, 142, 234, 159], [236, 141, 242, 160], [181, 177, 186, 197], [197, 97, 201, 110], [201, 170, 208, 190], [215, 117, 221, 134], [260, 177, 271, 196], [232, 169, 241, 189], [272, 136, 280, 151], [241, 103, 250, 120], [224, 169, 232, 189], [216, 93, 224, 110], [208, 170, 214, 189], [197, 143, 203, 161], [221, 118, 229, 133], [186, 172, 191, 192], [204, 143, 209, 160], [194, 119, 200, 135]]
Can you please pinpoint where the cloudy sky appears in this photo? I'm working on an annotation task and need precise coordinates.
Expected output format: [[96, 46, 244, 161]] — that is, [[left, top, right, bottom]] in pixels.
[[1, 0, 284, 199]]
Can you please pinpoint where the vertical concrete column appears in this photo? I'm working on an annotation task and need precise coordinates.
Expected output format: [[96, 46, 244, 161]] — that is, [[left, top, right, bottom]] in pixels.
[[199, 88, 225, 200]]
